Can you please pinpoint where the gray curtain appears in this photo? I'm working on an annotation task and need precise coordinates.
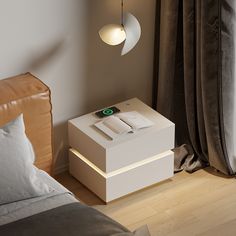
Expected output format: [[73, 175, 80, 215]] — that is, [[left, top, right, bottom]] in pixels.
[[153, 0, 236, 175]]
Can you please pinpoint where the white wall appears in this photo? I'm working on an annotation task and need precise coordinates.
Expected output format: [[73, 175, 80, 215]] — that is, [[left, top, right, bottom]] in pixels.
[[0, 0, 156, 173]]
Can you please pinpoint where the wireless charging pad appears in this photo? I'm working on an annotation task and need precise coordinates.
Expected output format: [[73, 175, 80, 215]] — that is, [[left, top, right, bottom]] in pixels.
[[95, 106, 120, 118]]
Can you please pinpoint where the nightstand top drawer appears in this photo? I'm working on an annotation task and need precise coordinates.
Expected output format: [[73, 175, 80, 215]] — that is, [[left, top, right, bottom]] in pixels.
[[68, 98, 175, 172], [69, 98, 174, 148]]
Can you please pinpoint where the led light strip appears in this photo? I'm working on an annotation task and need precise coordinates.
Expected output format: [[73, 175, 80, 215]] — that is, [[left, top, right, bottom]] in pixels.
[[70, 149, 173, 179]]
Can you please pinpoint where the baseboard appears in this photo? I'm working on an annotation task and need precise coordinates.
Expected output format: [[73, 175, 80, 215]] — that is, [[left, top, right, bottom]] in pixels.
[[53, 163, 69, 175]]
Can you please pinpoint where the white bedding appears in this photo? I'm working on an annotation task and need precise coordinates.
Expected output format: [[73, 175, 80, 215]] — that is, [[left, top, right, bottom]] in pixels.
[[0, 115, 52, 205], [0, 170, 77, 226]]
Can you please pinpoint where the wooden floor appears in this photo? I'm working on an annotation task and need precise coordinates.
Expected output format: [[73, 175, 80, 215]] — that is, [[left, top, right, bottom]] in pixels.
[[55, 168, 236, 236]]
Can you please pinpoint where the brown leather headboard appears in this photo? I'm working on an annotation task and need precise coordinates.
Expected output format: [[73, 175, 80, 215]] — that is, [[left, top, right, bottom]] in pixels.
[[0, 73, 53, 174]]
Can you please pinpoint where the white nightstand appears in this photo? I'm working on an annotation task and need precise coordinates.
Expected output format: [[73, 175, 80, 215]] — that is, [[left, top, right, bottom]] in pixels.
[[68, 98, 175, 202]]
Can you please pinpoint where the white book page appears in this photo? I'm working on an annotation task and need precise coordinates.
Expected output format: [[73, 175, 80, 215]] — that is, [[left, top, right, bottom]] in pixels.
[[94, 116, 132, 140], [117, 111, 154, 130]]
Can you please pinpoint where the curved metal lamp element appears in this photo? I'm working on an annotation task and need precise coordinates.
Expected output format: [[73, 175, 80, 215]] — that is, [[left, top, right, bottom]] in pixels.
[[121, 13, 141, 55], [99, 24, 126, 46]]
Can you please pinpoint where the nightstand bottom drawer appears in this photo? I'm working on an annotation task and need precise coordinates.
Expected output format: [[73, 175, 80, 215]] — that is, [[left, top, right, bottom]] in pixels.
[[69, 149, 174, 202]]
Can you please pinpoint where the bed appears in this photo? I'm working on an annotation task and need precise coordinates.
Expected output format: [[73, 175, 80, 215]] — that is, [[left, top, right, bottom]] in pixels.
[[0, 73, 150, 236]]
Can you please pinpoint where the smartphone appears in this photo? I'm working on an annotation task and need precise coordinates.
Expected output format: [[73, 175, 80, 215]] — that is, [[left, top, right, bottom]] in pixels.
[[95, 106, 120, 118]]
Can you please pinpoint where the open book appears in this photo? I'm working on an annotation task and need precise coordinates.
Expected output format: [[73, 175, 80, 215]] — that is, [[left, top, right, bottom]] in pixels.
[[94, 111, 154, 140]]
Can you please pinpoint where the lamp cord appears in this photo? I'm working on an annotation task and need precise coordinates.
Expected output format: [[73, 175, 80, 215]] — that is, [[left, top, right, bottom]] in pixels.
[[121, 0, 124, 26]]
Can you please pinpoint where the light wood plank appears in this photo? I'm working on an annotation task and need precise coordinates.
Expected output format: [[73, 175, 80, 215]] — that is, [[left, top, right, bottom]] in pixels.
[[56, 168, 236, 236]]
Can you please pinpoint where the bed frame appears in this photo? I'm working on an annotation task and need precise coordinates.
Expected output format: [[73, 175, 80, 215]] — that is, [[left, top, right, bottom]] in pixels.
[[0, 73, 151, 236], [0, 73, 53, 173]]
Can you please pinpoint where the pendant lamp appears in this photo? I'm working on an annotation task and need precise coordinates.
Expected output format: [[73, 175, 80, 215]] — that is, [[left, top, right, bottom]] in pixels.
[[99, 0, 141, 56]]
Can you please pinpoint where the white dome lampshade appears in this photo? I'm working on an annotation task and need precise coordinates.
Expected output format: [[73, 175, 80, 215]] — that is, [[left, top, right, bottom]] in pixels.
[[99, 24, 126, 46]]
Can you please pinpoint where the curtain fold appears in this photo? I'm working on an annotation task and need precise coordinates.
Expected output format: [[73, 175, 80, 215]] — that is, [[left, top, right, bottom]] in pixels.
[[153, 0, 236, 175]]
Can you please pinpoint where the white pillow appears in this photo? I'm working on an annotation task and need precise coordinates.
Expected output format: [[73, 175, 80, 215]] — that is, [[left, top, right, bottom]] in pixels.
[[0, 114, 51, 205]]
